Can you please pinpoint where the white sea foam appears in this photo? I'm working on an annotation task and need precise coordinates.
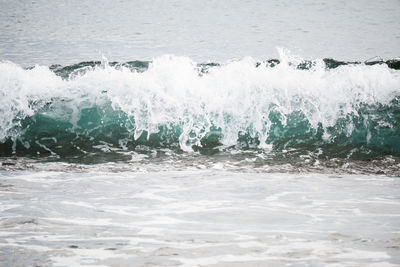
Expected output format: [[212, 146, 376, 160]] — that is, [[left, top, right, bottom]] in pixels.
[[0, 51, 399, 151], [2, 170, 398, 266]]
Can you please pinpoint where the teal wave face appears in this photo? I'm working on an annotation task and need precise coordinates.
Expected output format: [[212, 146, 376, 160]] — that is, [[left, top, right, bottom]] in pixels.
[[1, 54, 400, 160], [1, 96, 399, 159]]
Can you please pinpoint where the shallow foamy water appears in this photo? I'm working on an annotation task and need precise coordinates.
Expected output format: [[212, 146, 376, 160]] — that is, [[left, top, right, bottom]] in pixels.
[[0, 170, 399, 266]]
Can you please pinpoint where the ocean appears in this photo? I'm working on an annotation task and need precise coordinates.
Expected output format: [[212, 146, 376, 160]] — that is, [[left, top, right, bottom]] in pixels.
[[1, 0, 400, 266]]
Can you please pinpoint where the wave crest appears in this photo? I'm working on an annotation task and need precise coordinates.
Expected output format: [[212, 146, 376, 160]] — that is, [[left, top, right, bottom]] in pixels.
[[1, 52, 399, 158]]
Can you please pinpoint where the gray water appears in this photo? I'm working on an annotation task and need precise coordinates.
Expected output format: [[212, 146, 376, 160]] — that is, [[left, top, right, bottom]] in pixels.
[[0, 0, 399, 66], [1, 170, 400, 266]]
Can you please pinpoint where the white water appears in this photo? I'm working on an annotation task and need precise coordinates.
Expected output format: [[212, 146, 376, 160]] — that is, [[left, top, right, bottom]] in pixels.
[[1, 170, 399, 266], [1, 51, 399, 152]]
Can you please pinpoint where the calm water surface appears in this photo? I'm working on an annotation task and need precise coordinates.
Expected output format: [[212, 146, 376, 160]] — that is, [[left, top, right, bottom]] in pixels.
[[0, 0, 399, 66]]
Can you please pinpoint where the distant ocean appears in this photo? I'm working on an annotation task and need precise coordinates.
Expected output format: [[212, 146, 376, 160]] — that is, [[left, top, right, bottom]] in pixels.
[[1, 0, 400, 266]]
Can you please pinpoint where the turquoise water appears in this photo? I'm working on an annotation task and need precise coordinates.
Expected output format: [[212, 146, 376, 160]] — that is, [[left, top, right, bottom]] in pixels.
[[1, 54, 400, 174]]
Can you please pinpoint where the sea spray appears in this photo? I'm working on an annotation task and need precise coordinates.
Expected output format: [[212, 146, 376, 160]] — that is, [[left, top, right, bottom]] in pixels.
[[0, 51, 399, 159]]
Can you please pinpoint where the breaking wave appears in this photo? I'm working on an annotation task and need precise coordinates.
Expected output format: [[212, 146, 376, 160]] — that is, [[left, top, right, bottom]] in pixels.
[[1, 50, 399, 161]]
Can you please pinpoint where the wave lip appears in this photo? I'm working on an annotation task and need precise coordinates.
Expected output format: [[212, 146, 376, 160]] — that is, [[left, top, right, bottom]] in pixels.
[[0, 52, 400, 160]]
